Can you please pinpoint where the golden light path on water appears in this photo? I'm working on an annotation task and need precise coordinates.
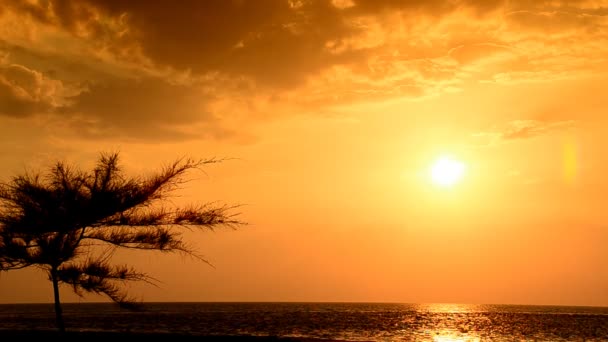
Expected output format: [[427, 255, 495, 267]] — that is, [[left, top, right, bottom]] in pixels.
[[433, 336, 481, 342], [420, 303, 478, 313], [417, 304, 483, 342]]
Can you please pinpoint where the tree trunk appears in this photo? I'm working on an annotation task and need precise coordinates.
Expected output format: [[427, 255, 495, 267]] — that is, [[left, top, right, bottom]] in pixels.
[[50, 267, 65, 333]]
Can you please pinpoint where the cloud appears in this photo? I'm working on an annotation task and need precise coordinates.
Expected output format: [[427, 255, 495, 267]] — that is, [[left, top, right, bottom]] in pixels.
[[448, 43, 515, 65], [0, 62, 79, 117], [66, 74, 259, 142], [55, 0, 356, 88], [64, 76, 211, 139], [501, 120, 576, 140], [474, 119, 577, 145], [0, 42, 247, 141], [0, 0, 606, 141]]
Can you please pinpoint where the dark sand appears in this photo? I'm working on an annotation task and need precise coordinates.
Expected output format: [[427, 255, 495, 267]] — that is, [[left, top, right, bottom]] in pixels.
[[0, 330, 353, 341]]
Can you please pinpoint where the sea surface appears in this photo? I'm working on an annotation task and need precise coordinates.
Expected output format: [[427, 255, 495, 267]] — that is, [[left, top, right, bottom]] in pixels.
[[0, 302, 607, 341]]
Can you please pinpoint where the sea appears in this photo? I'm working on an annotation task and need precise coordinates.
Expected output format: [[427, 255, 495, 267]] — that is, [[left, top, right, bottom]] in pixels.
[[0, 302, 607, 341]]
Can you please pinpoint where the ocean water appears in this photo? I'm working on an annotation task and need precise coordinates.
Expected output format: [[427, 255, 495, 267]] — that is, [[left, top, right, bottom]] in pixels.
[[0, 302, 607, 341]]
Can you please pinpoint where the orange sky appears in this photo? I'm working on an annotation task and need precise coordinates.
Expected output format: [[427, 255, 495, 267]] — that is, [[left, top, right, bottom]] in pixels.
[[0, 0, 607, 307]]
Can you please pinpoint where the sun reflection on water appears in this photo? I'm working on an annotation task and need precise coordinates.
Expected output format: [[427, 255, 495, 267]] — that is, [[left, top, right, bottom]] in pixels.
[[417, 303, 484, 313], [433, 334, 481, 342], [414, 304, 484, 342]]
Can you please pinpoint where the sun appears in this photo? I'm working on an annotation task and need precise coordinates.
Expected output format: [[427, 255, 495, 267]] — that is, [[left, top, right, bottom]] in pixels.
[[429, 156, 466, 187]]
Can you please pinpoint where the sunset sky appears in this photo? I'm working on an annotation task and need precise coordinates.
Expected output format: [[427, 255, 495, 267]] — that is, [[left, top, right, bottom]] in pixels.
[[1, 0, 607, 307]]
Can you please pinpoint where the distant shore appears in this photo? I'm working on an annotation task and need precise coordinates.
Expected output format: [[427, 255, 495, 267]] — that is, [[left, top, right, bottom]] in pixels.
[[0, 329, 357, 342]]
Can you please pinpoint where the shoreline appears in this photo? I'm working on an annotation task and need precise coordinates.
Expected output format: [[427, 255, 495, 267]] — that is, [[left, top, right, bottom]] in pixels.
[[0, 329, 357, 342]]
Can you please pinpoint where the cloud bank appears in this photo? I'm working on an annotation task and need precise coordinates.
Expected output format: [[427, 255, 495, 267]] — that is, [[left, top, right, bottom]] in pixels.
[[1, 0, 605, 140]]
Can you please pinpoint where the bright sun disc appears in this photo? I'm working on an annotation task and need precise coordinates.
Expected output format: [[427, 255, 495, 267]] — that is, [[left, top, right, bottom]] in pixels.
[[430, 156, 466, 187]]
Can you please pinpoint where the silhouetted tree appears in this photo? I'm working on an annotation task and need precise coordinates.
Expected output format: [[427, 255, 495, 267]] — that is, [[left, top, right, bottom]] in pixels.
[[0, 152, 242, 332]]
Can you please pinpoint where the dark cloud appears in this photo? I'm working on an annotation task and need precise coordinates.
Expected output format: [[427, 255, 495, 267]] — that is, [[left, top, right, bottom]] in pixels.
[[72, 78, 207, 125], [0, 0, 605, 142], [0, 63, 69, 117], [0, 44, 237, 141], [2, 0, 508, 88], [3, 0, 124, 41], [63, 76, 239, 141], [0, 38, 240, 141], [49, 113, 237, 142], [0, 81, 44, 117], [6, 0, 603, 86], [24, 0, 357, 87], [351, 0, 468, 14]]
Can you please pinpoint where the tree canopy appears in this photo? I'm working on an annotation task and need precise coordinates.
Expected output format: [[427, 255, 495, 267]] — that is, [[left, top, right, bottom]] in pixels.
[[0, 152, 242, 331]]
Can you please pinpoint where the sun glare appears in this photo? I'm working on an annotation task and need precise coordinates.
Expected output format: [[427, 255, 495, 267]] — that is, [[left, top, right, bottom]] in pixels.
[[430, 156, 466, 187]]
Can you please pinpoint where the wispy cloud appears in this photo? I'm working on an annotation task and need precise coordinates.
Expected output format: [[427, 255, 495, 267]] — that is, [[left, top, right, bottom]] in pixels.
[[473, 119, 577, 146], [501, 120, 576, 140]]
